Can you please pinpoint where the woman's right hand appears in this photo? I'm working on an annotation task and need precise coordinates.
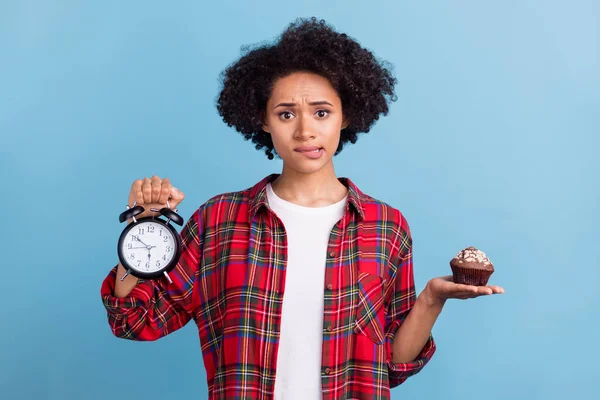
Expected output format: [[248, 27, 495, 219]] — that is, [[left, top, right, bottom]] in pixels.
[[127, 175, 185, 223]]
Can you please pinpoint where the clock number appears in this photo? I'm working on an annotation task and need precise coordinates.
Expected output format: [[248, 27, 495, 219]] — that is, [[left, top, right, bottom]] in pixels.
[[162, 255, 167, 261], [159, 229, 162, 236], [138, 228, 144, 235], [131, 235, 139, 242], [166, 246, 171, 253], [163, 236, 168, 242], [127, 243, 132, 249], [129, 253, 135, 259], [137, 260, 141, 267], [145, 262, 150, 269], [156, 260, 161, 267], [147, 226, 155, 233]]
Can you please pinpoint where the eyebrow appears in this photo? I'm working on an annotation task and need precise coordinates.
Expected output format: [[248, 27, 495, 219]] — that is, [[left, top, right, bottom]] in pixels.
[[273, 101, 334, 109]]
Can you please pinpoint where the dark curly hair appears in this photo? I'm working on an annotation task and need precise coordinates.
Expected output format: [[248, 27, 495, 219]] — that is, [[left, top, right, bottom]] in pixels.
[[216, 17, 397, 160]]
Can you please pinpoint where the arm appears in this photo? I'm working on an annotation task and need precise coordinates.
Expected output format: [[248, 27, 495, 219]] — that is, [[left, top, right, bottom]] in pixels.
[[113, 262, 141, 298], [384, 216, 436, 388], [100, 207, 205, 341], [386, 217, 505, 381], [392, 284, 444, 363]]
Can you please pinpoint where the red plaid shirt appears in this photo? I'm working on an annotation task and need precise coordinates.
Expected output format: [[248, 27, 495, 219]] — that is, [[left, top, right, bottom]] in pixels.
[[101, 173, 436, 399]]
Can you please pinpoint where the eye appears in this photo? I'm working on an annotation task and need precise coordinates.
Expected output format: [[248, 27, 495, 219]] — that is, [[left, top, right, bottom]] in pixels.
[[279, 111, 294, 120], [316, 109, 330, 118]]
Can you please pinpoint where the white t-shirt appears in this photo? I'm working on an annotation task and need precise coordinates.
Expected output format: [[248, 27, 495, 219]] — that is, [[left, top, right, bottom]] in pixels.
[[266, 182, 347, 400]]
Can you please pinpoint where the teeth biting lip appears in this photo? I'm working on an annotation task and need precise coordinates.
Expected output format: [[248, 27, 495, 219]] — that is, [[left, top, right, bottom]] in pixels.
[[295, 146, 323, 152]]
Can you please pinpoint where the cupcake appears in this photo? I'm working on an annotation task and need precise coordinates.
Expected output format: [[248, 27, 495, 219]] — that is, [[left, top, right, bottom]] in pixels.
[[450, 246, 494, 286]]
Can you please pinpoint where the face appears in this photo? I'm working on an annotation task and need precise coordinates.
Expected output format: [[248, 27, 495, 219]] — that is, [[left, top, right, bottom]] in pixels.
[[262, 71, 348, 174]]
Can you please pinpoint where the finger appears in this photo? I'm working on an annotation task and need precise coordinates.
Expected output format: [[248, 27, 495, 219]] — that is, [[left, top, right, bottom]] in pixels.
[[469, 292, 493, 300], [449, 291, 479, 299], [456, 294, 473, 300], [142, 177, 153, 203], [475, 287, 494, 295], [170, 186, 185, 208], [459, 287, 492, 296], [464, 288, 495, 298], [453, 284, 479, 293], [488, 285, 505, 294], [130, 179, 143, 206], [150, 175, 162, 203], [436, 282, 477, 299], [452, 287, 495, 300], [158, 177, 172, 204], [464, 289, 490, 299]]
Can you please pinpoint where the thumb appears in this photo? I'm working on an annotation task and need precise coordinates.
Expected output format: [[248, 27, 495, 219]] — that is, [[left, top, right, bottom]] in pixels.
[[170, 186, 185, 208]]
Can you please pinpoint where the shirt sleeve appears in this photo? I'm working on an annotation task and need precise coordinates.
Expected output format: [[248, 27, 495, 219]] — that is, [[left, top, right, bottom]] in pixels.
[[100, 207, 204, 341], [384, 215, 436, 388]]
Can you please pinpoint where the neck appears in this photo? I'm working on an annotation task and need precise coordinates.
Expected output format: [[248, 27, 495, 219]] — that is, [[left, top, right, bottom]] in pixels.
[[271, 162, 347, 207]]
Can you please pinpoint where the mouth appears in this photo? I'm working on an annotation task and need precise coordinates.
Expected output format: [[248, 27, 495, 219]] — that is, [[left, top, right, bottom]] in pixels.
[[294, 146, 325, 159], [294, 146, 323, 153]]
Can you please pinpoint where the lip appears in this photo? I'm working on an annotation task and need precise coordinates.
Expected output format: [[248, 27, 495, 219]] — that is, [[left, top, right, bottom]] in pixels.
[[295, 147, 324, 159], [294, 146, 322, 152]]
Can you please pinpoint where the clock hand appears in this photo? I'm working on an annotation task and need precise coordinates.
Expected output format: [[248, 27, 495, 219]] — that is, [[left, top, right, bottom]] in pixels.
[[135, 237, 151, 247], [135, 237, 157, 251]]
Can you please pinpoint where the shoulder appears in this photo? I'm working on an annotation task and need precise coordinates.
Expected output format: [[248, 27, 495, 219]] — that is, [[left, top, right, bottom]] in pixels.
[[358, 190, 413, 262], [190, 183, 256, 226], [357, 189, 411, 235], [203, 188, 251, 209]]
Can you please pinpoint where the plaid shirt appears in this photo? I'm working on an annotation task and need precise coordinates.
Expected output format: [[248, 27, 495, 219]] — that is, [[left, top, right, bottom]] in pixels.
[[101, 173, 436, 399]]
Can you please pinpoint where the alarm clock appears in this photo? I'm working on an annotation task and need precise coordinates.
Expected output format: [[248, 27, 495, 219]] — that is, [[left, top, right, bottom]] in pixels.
[[117, 200, 184, 284]]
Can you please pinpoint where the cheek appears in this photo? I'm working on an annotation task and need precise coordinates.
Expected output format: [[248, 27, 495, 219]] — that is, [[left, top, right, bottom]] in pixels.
[[325, 122, 343, 146], [268, 118, 296, 138], [267, 129, 292, 155], [268, 125, 289, 143]]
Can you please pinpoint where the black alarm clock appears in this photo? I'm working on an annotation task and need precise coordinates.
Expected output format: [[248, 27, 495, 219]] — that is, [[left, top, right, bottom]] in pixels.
[[117, 200, 184, 283]]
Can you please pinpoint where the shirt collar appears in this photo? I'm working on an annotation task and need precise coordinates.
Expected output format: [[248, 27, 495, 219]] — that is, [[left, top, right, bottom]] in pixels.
[[248, 173, 366, 222]]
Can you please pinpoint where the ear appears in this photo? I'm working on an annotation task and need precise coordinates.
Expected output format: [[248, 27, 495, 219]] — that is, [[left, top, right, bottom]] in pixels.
[[341, 118, 349, 130], [262, 112, 270, 133]]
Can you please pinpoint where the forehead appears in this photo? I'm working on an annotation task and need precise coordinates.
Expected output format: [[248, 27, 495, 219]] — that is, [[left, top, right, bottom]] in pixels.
[[269, 72, 340, 103]]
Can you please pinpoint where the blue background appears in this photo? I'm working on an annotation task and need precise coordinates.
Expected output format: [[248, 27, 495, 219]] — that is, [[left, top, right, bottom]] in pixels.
[[2, 1, 598, 399]]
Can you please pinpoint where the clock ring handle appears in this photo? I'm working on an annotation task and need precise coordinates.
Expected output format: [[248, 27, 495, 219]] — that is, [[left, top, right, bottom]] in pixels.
[[159, 207, 184, 226], [119, 204, 145, 223]]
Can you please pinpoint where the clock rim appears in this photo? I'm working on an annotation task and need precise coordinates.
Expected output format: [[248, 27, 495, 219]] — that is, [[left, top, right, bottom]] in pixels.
[[117, 216, 183, 280]]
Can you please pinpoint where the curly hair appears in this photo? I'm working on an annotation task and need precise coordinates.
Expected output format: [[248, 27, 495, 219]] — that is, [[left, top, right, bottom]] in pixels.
[[216, 17, 397, 160]]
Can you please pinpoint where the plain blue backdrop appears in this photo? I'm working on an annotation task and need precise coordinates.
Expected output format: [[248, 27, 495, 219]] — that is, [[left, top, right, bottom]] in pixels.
[[1, 1, 598, 399]]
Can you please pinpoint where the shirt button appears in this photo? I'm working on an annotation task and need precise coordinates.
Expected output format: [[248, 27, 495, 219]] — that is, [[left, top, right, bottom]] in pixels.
[[326, 283, 333, 290], [328, 251, 335, 258], [326, 325, 333, 332], [324, 368, 331, 374]]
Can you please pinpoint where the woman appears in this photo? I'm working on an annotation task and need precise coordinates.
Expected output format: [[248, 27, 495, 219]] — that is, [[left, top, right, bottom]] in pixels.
[[101, 17, 504, 400]]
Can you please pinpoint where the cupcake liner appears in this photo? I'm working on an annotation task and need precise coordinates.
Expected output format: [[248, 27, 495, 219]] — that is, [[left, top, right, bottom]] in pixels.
[[450, 265, 493, 286]]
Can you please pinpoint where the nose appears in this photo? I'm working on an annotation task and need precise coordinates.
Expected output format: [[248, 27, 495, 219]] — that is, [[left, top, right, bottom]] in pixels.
[[294, 114, 316, 141]]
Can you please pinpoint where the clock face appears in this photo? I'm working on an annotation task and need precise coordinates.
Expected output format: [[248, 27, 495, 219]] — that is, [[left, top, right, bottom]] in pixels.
[[120, 221, 177, 274]]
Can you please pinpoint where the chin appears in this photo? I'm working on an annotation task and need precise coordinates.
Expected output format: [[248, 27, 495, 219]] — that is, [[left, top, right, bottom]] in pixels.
[[294, 165, 326, 174], [285, 158, 332, 174]]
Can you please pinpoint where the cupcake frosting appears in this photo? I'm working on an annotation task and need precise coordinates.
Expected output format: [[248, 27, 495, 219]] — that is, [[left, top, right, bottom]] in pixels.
[[454, 246, 492, 265]]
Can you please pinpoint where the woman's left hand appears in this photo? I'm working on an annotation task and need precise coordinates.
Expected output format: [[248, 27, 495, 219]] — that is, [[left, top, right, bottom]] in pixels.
[[424, 275, 505, 306]]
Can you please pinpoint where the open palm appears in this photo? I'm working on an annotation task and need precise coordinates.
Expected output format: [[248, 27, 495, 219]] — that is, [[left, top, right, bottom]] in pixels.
[[428, 275, 504, 301]]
